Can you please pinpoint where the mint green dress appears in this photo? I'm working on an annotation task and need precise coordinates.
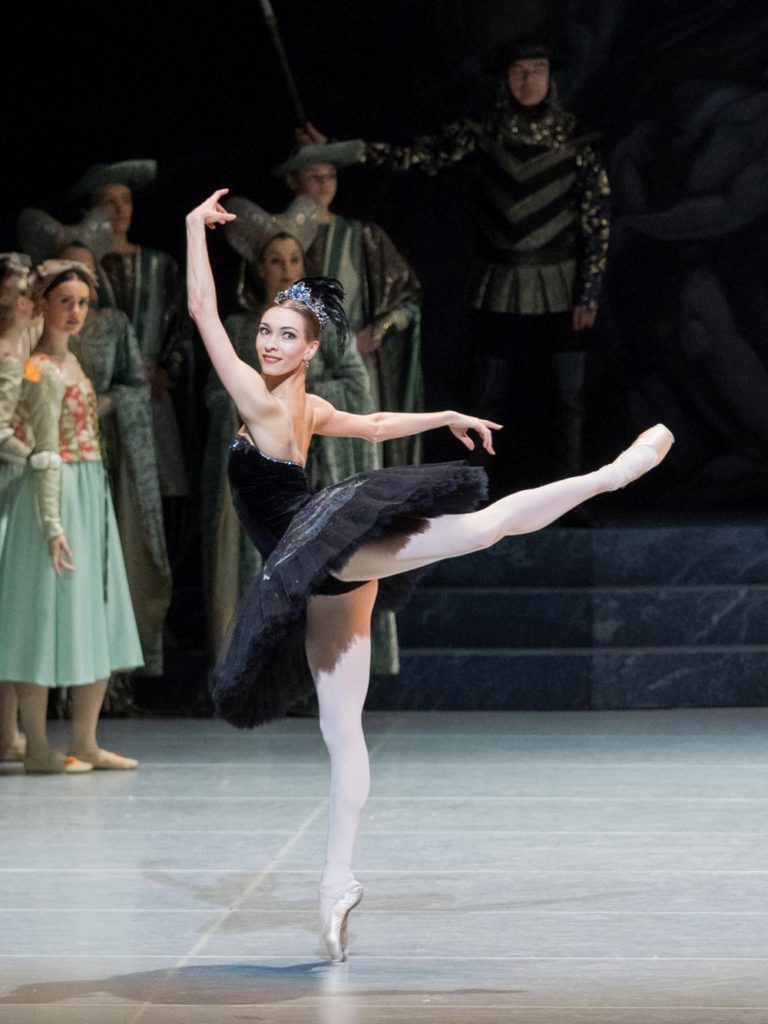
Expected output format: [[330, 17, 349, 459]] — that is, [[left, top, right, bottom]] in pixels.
[[0, 354, 143, 686]]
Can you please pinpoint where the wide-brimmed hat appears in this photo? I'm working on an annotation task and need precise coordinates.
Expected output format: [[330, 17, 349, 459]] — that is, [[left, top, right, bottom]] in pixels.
[[18, 207, 114, 265], [66, 158, 157, 203], [223, 196, 321, 264], [488, 39, 564, 73], [271, 140, 363, 179]]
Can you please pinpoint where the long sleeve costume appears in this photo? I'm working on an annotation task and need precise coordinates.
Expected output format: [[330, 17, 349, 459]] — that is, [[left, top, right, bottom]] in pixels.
[[334, 85, 610, 491], [359, 88, 609, 314], [305, 216, 425, 468], [98, 247, 192, 498], [70, 307, 170, 676], [0, 354, 142, 685]]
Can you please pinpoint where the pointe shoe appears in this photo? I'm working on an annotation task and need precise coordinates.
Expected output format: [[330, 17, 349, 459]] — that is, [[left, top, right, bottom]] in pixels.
[[604, 424, 675, 491], [24, 750, 93, 774], [69, 748, 138, 770], [320, 880, 364, 962]]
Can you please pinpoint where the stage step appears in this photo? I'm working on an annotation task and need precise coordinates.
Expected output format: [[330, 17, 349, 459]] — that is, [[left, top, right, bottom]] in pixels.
[[398, 585, 768, 648], [379, 526, 768, 711], [427, 525, 768, 586]]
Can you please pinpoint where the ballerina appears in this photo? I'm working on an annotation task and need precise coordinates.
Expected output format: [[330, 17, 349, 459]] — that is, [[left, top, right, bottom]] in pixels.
[[186, 189, 673, 962]]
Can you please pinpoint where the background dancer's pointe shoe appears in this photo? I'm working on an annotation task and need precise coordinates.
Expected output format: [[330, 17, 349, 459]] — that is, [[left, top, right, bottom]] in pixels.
[[320, 879, 363, 962], [604, 424, 674, 492]]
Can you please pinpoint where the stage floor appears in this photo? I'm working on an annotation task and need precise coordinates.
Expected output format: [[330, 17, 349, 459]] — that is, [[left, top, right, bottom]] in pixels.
[[1, 708, 767, 1023]]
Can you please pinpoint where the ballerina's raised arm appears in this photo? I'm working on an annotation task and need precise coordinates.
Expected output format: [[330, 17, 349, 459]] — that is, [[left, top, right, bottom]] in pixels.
[[188, 190, 502, 459], [186, 189, 272, 425]]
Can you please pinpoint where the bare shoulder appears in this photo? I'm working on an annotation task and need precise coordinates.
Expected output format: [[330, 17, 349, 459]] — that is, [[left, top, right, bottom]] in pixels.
[[309, 392, 335, 426]]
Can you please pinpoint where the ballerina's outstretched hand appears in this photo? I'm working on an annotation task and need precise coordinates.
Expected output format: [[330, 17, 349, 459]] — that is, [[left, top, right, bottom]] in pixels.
[[448, 413, 502, 455], [186, 188, 237, 231]]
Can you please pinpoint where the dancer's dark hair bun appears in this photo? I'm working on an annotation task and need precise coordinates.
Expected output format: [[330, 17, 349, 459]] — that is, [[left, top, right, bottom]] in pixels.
[[299, 276, 349, 347]]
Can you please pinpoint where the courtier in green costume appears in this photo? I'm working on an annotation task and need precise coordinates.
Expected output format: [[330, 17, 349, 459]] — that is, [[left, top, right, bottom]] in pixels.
[[225, 198, 378, 487], [65, 246, 170, 679], [0, 254, 36, 764], [0, 260, 142, 774], [201, 198, 397, 675], [68, 160, 192, 506], [274, 144, 424, 469], [304, 41, 610, 496], [17, 209, 172, 680]]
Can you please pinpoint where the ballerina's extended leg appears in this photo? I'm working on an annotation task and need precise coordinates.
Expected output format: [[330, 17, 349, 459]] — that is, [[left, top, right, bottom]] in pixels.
[[305, 581, 378, 962], [335, 424, 674, 583]]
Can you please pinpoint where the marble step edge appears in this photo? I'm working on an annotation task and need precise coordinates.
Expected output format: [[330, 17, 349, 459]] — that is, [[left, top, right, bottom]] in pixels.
[[426, 528, 768, 586], [428, 563, 768, 585], [398, 585, 768, 648], [411, 583, 768, 595], [378, 648, 768, 708], [400, 644, 768, 656]]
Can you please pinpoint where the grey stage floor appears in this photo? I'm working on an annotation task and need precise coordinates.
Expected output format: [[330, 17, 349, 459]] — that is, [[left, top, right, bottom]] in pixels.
[[1, 709, 768, 1023]]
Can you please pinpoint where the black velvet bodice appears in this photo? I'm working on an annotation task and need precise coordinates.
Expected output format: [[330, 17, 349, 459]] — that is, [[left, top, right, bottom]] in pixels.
[[216, 441, 488, 727], [227, 435, 312, 561]]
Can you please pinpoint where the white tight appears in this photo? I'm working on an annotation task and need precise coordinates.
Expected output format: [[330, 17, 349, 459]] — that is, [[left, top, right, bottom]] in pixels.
[[304, 450, 656, 897], [306, 581, 378, 898], [335, 462, 630, 584]]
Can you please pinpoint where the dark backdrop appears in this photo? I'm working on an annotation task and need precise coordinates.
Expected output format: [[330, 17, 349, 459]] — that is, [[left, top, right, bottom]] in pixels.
[[4, 0, 768, 515]]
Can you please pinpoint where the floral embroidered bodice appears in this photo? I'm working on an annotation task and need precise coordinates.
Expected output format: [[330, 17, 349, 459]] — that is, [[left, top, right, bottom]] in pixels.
[[59, 377, 102, 462], [21, 354, 102, 462]]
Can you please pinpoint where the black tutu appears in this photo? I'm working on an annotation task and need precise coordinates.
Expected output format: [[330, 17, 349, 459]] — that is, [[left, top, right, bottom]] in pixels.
[[212, 436, 488, 728]]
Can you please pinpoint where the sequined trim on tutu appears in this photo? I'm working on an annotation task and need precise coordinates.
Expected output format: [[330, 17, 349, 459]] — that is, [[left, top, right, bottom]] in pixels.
[[262, 477, 366, 581], [229, 434, 304, 469]]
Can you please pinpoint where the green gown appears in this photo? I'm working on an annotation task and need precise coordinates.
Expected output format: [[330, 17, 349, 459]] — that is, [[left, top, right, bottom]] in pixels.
[[305, 215, 424, 467], [98, 246, 192, 498], [0, 354, 142, 686], [70, 307, 170, 677]]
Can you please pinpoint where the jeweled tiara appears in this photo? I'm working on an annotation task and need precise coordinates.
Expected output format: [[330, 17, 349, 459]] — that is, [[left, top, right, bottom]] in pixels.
[[274, 282, 328, 326]]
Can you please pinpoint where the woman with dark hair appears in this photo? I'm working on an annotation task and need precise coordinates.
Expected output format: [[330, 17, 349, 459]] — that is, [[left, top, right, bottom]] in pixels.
[[0, 260, 143, 773], [187, 189, 672, 962], [17, 207, 171, 683]]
